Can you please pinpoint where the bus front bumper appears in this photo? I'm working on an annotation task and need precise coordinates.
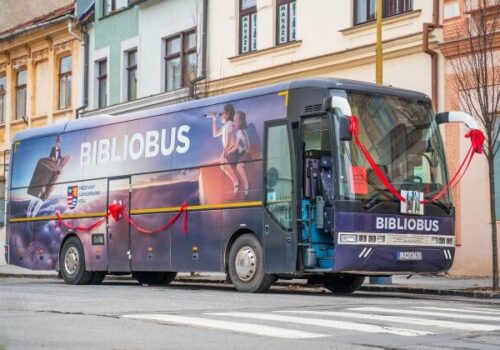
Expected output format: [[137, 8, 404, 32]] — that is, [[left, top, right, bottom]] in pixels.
[[332, 244, 454, 273]]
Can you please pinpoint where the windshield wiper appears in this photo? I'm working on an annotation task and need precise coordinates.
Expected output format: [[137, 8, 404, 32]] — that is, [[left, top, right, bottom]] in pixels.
[[364, 189, 398, 210]]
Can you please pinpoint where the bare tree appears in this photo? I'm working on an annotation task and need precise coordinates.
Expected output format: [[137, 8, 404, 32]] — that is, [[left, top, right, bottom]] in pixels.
[[449, 0, 500, 289]]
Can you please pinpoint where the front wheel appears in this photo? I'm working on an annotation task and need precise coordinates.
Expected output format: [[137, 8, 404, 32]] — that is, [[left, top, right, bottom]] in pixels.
[[59, 236, 94, 285], [228, 234, 275, 293], [323, 274, 365, 293]]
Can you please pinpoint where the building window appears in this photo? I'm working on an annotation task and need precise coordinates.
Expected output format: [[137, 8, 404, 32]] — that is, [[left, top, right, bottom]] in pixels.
[[0, 75, 5, 124], [277, 0, 297, 45], [353, 0, 413, 25], [164, 29, 197, 92], [16, 69, 27, 120], [126, 49, 138, 101], [59, 56, 72, 109], [104, 0, 130, 16], [97, 59, 107, 108], [240, 0, 257, 54]]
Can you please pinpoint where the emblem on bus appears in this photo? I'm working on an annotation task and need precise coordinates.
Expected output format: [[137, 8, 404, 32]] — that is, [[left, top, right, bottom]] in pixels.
[[67, 186, 79, 209]]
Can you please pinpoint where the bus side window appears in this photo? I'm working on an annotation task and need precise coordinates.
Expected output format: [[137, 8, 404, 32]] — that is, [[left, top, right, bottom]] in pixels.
[[266, 124, 293, 230], [302, 116, 332, 200]]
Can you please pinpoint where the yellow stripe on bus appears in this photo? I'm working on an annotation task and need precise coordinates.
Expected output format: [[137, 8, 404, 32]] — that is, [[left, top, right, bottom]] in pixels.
[[130, 201, 263, 215], [8, 201, 263, 223], [9, 212, 107, 223]]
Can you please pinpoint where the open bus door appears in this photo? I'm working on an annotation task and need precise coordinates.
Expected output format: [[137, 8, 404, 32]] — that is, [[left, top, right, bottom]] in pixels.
[[107, 177, 131, 272], [263, 121, 295, 273]]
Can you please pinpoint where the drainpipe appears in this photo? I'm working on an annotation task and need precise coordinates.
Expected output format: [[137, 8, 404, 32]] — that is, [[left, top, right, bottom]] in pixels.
[[423, 0, 442, 111], [189, 0, 208, 99], [75, 28, 89, 119]]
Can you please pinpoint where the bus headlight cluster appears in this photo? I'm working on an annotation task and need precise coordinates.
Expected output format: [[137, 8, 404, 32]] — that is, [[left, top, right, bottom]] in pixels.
[[339, 232, 455, 246]]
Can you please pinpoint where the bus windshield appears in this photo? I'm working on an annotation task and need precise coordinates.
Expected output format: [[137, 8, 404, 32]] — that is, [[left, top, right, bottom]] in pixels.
[[332, 90, 450, 205]]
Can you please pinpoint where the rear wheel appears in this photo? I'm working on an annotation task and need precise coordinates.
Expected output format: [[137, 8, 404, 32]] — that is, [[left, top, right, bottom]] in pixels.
[[323, 274, 365, 293], [228, 234, 275, 293], [59, 236, 94, 285], [134, 272, 177, 285]]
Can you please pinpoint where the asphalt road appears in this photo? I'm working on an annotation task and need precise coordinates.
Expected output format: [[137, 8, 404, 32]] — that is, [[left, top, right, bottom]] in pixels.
[[0, 277, 499, 350]]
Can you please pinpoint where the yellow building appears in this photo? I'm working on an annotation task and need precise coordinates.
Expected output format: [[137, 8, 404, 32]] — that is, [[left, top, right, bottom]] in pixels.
[[0, 3, 81, 226]]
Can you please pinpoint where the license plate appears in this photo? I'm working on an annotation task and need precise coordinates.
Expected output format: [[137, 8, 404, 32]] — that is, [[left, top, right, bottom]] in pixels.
[[396, 251, 422, 261]]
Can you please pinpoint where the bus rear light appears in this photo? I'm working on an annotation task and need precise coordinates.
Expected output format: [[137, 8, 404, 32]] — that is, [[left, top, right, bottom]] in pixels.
[[359, 235, 367, 242], [446, 238, 454, 245], [376, 235, 386, 243], [368, 235, 376, 243], [338, 232, 455, 246]]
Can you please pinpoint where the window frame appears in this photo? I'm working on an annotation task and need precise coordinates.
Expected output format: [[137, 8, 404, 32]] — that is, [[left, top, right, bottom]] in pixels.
[[103, 0, 131, 16], [239, 0, 258, 54], [58, 55, 72, 110], [126, 49, 138, 101], [97, 59, 108, 109], [15, 68, 27, 120], [164, 28, 197, 92], [0, 74, 6, 124], [353, 0, 413, 26], [276, 0, 297, 45]]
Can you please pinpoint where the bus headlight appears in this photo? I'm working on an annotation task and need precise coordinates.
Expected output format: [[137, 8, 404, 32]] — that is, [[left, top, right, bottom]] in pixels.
[[339, 234, 358, 243]]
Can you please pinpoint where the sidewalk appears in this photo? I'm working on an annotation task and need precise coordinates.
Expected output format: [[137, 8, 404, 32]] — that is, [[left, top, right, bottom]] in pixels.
[[0, 264, 498, 298]]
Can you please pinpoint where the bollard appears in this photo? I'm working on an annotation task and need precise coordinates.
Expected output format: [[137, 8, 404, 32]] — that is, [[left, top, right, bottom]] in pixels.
[[369, 276, 392, 285]]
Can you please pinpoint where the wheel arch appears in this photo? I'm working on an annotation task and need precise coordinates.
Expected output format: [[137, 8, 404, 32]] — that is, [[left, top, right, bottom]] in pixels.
[[223, 228, 261, 272]]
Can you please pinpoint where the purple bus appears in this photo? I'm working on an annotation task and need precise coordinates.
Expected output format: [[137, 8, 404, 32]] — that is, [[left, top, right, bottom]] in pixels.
[[5, 78, 472, 293]]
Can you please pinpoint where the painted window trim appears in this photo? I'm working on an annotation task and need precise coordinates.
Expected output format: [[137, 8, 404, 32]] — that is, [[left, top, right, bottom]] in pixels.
[[239, 0, 258, 54], [353, 0, 414, 26]]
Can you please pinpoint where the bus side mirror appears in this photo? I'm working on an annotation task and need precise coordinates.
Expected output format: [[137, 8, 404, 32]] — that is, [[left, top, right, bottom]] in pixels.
[[339, 116, 352, 141], [435, 111, 479, 130], [325, 96, 353, 142]]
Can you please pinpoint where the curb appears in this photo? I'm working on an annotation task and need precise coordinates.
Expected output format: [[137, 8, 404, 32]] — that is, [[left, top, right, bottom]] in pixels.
[[1, 273, 498, 299]]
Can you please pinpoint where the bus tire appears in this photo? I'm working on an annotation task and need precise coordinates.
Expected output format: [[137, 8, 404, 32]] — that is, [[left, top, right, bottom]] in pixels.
[[89, 271, 106, 285], [59, 236, 94, 285], [323, 274, 364, 293], [134, 272, 174, 285], [228, 234, 275, 293], [159, 272, 177, 285]]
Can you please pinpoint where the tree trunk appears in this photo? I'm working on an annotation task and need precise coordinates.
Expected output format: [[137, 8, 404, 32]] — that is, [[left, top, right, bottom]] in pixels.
[[487, 154, 499, 290]]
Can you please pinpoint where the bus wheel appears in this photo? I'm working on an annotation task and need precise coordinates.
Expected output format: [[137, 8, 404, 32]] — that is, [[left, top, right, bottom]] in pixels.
[[159, 272, 177, 285], [134, 272, 175, 285], [323, 275, 365, 293], [89, 272, 106, 285], [59, 236, 94, 285], [228, 234, 275, 293]]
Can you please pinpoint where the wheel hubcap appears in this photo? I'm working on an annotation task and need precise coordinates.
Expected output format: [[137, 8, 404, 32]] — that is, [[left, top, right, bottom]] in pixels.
[[235, 246, 257, 281], [64, 247, 79, 276]]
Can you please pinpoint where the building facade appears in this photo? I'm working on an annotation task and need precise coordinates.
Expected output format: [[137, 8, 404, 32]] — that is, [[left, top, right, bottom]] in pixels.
[[0, 4, 82, 228], [77, 0, 207, 117], [440, 0, 500, 276]]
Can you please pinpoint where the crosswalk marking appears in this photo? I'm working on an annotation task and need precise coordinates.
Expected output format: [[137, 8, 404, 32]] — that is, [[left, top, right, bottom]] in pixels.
[[353, 307, 500, 322], [206, 312, 432, 337], [417, 306, 500, 316], [280, 310, 500, 332], [121, 314, 328, 339]]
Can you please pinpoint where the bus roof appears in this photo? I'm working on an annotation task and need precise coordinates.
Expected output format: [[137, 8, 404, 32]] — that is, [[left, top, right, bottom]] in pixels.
[[13, 78, 430, 143]]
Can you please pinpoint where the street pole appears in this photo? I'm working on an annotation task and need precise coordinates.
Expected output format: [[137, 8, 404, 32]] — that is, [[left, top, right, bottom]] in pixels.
[[371, 0, 392, 286], [375, 0, 383, 84]]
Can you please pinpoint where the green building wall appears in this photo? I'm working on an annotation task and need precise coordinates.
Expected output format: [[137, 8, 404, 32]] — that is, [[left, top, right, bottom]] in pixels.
[[94, 0, 139, 105]]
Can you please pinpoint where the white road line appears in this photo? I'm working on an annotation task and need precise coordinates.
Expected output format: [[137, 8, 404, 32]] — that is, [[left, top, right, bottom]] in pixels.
[[206, 312, 431, 337], [280, 310, 500, 332], [352, 307, 500, 322], [416, 306, 500, 315], [121, 314, 327, 339]]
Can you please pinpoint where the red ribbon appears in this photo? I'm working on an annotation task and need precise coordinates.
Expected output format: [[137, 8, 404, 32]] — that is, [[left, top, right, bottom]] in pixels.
[[56, 202, 188, 234], [348, 115, 485, 204]]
